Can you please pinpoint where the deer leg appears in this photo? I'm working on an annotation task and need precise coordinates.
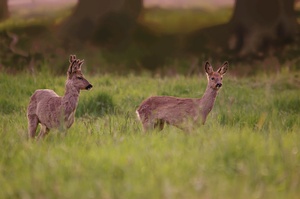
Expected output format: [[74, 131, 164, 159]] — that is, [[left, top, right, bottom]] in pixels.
[[159, 120, 165, 130], [154, 119, 165, 131], [28, 114, 38, 139], [37, 125, 49, 140], [141, 117, 161, 132], [142, 122, 152, 132]]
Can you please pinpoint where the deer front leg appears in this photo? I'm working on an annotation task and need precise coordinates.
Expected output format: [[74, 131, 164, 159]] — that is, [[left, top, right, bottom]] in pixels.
[[201, 114, 207, 125]]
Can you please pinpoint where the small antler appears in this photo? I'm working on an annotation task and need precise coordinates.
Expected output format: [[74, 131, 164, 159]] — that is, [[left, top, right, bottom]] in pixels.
[[69, 55, 77, 63], [76, 60, 84, 71], [67, 55, 84, 78]]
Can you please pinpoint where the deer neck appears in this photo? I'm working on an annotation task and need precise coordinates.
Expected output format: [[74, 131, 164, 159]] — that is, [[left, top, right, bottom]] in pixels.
[[62, 81, 80, 114], [198, 86, 218, 113]]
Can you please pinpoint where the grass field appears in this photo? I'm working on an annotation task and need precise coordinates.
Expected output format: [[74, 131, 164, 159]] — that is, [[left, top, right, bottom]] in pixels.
[[0, 67, 299, 199]]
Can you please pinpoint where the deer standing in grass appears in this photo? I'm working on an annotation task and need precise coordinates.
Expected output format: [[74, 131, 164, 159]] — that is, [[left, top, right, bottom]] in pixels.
[[27, 55, 93, 139], [136, 61, 228, 131]]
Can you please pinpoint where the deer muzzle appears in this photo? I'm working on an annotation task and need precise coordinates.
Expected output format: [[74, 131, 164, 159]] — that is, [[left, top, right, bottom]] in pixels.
[[86, 84, 93, 90], [216, 83, 222, 88]]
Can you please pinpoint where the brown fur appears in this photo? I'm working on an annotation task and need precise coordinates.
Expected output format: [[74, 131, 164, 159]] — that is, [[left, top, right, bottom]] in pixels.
[[136, 61, 228, 131], [27, 55, 93, 139]]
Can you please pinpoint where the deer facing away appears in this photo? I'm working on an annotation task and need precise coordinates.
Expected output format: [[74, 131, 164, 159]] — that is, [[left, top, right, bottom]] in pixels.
[[136, 61, 228, 131], [27, 55, 93, 139]]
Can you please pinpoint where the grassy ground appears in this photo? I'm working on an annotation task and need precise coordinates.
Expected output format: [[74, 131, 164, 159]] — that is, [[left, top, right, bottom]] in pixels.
[[0, 67, 299, 199]]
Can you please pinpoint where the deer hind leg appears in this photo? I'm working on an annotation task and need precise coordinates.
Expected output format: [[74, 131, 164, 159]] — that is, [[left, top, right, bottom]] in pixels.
[[141, 119, 164, 132], [28, 114, 39, 138], [139, 117, 157, 132], [37, 125, 49, 140], [141, 120, 153, 132], [137, 112, 152, 132], [138, 112, 164, 132], [154, 119, 165, 131]]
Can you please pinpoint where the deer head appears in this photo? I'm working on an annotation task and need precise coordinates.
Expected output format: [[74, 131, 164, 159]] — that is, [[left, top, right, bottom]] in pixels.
[[67, 55, 93, 90], [205, 61, 228, 90]]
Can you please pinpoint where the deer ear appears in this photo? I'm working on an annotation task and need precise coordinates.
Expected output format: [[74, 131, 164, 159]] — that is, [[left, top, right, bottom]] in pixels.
[[217, 61, 229, 75], [204, 61, 213, 75]]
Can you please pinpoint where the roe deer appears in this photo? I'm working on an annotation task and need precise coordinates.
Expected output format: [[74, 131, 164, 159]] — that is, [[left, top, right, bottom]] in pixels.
[[27, 55, 93, 139], [136, 61, 228, 131]]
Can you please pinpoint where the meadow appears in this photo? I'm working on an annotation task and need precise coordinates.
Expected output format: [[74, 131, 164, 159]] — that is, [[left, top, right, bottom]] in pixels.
[[0, 67, 299, 199]]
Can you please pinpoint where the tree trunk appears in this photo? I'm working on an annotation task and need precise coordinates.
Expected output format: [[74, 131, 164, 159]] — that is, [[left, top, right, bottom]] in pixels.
[[0, 0, 9, 21], [60, 0, 142, 47], [229, 0, 298, 57]]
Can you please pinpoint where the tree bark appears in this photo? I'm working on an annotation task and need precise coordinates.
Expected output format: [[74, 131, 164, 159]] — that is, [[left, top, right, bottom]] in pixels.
[[0, 0, 9, 21], [60, 0, 142, 47], [229, 0, 298, 56]]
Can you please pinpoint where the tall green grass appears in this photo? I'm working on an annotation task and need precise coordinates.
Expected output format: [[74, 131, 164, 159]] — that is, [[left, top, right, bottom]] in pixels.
[[0, 70, 299, 199]]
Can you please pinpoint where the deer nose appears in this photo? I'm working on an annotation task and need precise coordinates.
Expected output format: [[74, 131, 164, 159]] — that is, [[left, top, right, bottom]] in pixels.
[[216, 83, 222, 88], [86, 84, 93, 90]]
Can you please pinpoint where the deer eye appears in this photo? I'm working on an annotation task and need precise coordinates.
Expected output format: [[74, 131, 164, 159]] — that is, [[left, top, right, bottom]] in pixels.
[[77, 76, 83, 80], [211, 77, 215, 80]]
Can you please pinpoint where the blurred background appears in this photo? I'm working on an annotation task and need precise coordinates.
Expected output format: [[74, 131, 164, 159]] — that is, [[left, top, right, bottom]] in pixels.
[[0, 0, 299, 75]]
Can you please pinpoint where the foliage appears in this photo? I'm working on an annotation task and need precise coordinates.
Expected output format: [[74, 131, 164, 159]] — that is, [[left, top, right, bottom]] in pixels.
[[1, 5, 300, 74], [0, 6, 235, 74], [0, 3, 73, 31], [141, 7, 233, 34], [0, 69, 299, 199]]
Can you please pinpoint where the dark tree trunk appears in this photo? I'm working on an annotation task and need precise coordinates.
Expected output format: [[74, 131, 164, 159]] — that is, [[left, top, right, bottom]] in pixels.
[[229, 0, 298, 56], [59, 0, 179, 69], [60, 0, 142, 47], [0, 0, 9, 21]]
